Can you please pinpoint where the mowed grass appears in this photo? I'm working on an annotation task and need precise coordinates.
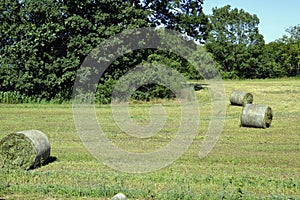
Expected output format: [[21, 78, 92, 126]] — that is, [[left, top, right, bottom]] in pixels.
[[0, 78, 300, 199]]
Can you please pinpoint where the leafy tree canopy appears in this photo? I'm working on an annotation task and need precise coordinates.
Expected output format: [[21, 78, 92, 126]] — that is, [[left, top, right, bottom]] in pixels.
[[205, 5, 267, 79], [264, 25, 300, 77], [0, 0, 209, 102]]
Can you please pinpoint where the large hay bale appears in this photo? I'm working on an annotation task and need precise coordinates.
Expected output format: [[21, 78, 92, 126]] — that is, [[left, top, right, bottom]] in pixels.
[[241, 104, 273, 129], [230, 90, 253, 106], [0, 130, 50, 170]]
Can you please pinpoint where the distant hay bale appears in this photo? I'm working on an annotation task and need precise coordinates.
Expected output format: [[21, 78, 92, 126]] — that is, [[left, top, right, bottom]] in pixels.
[[241, 104, 273, 129], [0, 130, 50, 170], [230, 91, 253, 106], [111, 193, 127, 200]]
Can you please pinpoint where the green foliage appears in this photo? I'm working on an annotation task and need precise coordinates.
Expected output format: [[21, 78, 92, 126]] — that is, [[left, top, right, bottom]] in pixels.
[[0, 91, 40, 104], [259, 25, 300, 78], [0, 0, 148, 101], [94, 52, 197, 103], [0, 0, 210, 103], [145, 50, 202, 80], [139, 0, 210, 42], [205, 5, 267, 79], [262, 41, 289, 78], [273, 25, 300, 77], [205, 5, 300, 79], [89, 27, 212, 104], [2, 0, 300, 102]]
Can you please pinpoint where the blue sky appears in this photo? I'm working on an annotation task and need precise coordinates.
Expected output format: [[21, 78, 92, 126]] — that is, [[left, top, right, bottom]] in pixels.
[[202, 0, 300, 43]]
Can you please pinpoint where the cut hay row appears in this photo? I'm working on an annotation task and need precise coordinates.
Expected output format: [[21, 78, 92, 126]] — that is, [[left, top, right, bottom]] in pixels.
[[0, 130, 50, 170]]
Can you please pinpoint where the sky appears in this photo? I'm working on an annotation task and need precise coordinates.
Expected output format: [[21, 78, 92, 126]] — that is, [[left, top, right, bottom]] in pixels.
[[202, 0, 300, 43]]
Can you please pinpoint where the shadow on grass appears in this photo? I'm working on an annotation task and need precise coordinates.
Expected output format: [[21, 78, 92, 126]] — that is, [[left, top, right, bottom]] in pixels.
[[44, 156, 57, 166], [29, 156, 57, 170]]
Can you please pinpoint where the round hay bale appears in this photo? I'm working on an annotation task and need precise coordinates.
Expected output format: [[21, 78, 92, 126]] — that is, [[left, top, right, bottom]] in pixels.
[[230, 90, 253, 106], [0, 130, 50, 170], [111, 193, 127, 200], [241, 104, 273, 129]]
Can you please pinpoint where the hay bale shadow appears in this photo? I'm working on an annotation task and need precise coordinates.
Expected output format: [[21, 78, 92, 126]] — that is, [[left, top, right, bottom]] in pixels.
[[43, 156, 57, 166], [29, 156, 57, 170]]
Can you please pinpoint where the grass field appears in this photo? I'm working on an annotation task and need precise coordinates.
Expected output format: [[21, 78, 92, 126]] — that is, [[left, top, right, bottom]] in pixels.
[[0, 79, 300, 199]]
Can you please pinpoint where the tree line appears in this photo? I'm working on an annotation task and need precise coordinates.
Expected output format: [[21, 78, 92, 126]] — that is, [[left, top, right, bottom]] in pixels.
[[205, 5, 300, 79], [0, 1, 299, 103]]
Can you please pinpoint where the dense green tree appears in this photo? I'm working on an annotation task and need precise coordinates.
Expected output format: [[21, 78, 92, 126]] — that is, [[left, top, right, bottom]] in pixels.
[[139, 0, 209, 42], [0, 0, 150, 101], [263, 25, 300, 77], [286, 25, 300, 42], [205, 5, 267, 78], [281, 25, 300, 76], [94, 29, 206, 103], [260, 41, 286, 78], [0, 0, 210, 102]]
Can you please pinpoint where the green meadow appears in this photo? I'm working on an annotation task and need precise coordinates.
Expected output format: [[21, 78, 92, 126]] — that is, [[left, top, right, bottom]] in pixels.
[[0, 78, 299, 199]]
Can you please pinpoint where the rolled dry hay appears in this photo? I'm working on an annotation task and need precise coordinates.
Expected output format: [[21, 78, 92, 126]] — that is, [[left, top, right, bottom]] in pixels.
[[0, 130, 50, 170], [230, 90, 253, 106], [241, 104, 273, 129]]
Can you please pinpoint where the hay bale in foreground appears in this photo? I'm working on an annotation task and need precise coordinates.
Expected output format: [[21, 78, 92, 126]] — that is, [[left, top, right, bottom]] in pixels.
[[111, 193, 127, 200], [230, 90, 253, 106], [241, 104, 273, 129], [0, 130, 50, 170]]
